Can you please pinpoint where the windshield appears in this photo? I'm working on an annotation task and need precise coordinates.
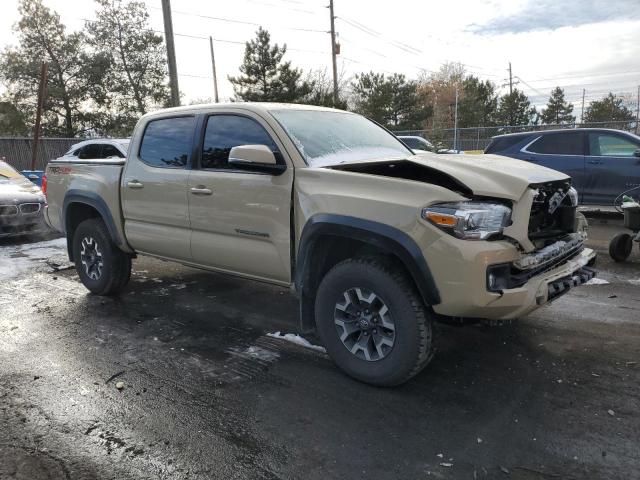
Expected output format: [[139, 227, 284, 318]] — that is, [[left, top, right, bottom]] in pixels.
[[0, 161, 22, 182], [270, 110, 412, 167]]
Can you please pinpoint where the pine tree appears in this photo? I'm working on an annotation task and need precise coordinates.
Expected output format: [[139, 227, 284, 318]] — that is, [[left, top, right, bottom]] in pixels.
[[229, 28, 312, 103], [540, 87, 575, 124], [583, 93, 635, 127], [351, 72, 430, 129], [496, 89, 535, 126]]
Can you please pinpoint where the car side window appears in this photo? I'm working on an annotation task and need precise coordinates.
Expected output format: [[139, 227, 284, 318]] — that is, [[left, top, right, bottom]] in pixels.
[[528, 132, 583, 155], [201, 115, 279, 170], [588, 133, 638, 157], [139, 116, 195, 168], [102, 144, 124, 158], [78, 143, 102, 160]]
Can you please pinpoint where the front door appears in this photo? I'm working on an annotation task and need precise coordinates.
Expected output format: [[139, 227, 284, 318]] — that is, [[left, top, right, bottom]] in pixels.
[[188, 112, 293, 284], [121, 115, 195, 261], [584, 131, 640, 205]]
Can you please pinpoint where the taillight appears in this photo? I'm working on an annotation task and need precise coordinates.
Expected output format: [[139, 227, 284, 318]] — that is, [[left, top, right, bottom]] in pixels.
[[41, 174, 47, 196]]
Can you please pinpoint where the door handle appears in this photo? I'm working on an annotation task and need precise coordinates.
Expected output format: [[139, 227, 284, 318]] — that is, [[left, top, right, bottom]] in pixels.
[[587, 160, 603, 165], [190, 186, 213, 195], [127, 180, 144, 189]]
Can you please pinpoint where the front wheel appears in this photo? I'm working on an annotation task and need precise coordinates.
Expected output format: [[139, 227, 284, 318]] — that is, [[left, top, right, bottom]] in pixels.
[[315, 258, 434, 386], [72, 218, 131, 295]]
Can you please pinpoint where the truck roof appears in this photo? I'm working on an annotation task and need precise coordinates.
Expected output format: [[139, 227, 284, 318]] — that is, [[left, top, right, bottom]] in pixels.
[[141, 102, 351, 120]]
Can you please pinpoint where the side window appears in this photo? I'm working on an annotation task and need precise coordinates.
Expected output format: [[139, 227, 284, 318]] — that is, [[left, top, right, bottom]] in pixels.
[[528, 132, 583, 155], [139, 117, 195, 168], [102, 144, 124, 158], [78, 143, 102, 159], [201, 115, 279, 170], [588, 133, 638, 157]]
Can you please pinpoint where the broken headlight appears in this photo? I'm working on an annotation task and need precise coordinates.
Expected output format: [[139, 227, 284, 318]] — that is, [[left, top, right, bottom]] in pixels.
[[422, 202, 512, 240]]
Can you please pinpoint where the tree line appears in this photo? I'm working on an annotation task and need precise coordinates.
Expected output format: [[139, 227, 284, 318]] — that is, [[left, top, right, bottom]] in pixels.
[[0, 0, 636, 138]]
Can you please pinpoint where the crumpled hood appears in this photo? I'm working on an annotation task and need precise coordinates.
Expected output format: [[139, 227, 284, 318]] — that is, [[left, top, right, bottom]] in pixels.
[[0, 177, 45, 204], [409, 152, 570, 200]]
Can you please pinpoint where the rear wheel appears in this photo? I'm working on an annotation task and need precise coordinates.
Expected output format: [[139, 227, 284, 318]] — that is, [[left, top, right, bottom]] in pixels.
[[315, 257, 434, 386], [609, 233, 633, 262], [72, 218, 131, 295]]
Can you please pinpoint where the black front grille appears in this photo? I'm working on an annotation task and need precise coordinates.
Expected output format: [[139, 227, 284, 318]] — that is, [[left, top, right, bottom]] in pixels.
[[19, 203, 41, 214], [0, 205, 19, 216]]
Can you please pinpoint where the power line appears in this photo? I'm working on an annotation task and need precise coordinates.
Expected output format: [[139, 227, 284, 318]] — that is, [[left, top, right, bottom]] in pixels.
[[147, 5, 327, 33]]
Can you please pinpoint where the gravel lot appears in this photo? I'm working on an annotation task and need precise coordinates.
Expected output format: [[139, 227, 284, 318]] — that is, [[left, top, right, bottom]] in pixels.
[[1, 219, 639, 479]]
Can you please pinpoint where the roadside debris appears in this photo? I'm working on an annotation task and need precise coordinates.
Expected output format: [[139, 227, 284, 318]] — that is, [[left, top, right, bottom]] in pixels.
[[115, 381, 125, 390], [105, 370, 125, 384], [439, 462, 453, 468], [607, 409, 615, 417], [266, 332, 326, 353], [500, 466, 510, 474], [585, 278, 610, 285], [626, 361, 637, 367]]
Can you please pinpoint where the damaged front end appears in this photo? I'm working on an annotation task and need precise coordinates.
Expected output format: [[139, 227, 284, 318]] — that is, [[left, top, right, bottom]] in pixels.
[[488, 180, 595, 296]]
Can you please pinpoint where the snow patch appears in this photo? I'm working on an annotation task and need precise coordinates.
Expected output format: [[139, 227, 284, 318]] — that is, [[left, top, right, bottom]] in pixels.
[[0, 237, 67, 280], [267, 331, 327, 353], [628, 278, 640, 286], [585, 278, 610, 285]]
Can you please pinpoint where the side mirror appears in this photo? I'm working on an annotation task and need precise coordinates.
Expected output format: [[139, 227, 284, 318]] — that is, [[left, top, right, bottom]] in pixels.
[[228, 144, 286, 174]]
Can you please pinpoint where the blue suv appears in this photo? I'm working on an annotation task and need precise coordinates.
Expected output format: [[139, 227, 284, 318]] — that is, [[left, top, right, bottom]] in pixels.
[[485, 128, 640, 205]]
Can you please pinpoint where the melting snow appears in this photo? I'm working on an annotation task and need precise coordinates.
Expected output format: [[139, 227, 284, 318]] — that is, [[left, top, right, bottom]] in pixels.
[[585, 278, 610, 285], [0, 237, 67, 281], [267, 331, 327, 353]]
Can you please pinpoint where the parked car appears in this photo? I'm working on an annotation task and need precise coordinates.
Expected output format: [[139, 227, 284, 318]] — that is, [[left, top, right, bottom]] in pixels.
[[44, 103, 596, 386], [55, 138, 129, 162], [485, 128, 640, 205], [398, 135, 435, 153], [0, 160, 48, 238], [398, 135, 463, 154]]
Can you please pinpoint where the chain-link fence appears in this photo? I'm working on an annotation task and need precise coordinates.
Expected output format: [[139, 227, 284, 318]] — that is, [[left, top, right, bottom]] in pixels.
[[0, 137, 77, 171], [394, 120, 640, 151]]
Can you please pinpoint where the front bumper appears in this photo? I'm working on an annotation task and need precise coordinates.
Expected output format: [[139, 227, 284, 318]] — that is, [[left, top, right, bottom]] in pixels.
[[429, 236, 597, 320], [0, 204, 49, 238]]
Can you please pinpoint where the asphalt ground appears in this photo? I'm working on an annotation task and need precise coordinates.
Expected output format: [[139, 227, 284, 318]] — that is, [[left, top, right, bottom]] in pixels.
[[0, 219, 639, 480]]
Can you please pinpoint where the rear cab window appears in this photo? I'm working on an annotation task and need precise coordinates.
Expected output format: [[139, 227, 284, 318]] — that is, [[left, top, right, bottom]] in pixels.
[[139, 116, 195, 168], [527, 132, 584, 155]]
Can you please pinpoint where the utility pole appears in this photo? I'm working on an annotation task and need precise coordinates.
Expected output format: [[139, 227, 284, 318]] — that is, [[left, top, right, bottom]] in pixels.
[[209, 36, 219, 103], [31, 62, 48, 171], [636, 85, 639, 134], [508, 61, 513, 95], [580, 88, 586, 124], [161, 0, 180, 107], [328, 0, 338, 106], [453, 87, 459, 151]]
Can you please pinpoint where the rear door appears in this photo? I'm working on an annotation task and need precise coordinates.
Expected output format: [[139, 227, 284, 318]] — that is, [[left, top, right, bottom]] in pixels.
[[584, 131, 640, 205], [187, 112, 293, 284], [521, 131, 586, 198], [121, 115, 195, 261]]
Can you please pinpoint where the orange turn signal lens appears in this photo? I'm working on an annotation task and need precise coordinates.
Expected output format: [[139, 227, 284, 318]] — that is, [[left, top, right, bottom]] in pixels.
[[424, 211, 457, 227]]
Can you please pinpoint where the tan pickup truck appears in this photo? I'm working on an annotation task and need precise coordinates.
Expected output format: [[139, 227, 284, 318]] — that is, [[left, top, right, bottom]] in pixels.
[[44, 103, 596, 385]]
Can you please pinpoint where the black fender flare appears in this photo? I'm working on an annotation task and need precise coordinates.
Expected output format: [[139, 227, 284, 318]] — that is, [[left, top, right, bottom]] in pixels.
[[62, 190, 124, 260], [295, 214, 441, 331]]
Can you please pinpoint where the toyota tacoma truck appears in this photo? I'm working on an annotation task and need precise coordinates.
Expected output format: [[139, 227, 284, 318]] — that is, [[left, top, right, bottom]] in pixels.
[[43, 103, 596, 386]]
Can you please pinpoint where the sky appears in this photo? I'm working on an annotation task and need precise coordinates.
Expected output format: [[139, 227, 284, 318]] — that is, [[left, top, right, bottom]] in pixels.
[[0, 0, 639, 113]]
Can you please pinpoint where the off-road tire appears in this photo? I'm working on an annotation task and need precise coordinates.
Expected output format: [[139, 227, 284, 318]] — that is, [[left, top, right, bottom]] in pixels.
[[72, 218, 131, 295], [609, 233, 632, 262], [315, 257, 434, 386]]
